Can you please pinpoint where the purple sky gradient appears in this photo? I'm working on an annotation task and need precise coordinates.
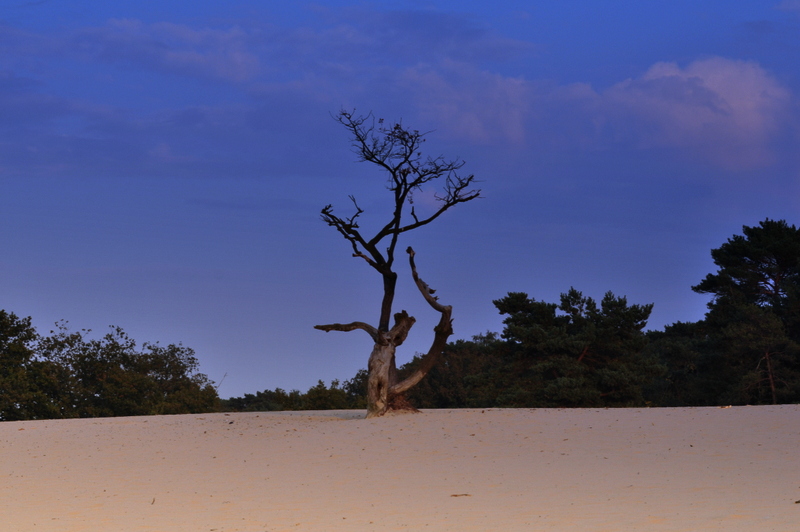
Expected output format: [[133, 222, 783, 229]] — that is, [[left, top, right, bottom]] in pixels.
[[1, 1, 799, 397]]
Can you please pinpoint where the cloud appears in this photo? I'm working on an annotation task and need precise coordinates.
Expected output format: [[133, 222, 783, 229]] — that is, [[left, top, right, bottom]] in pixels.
[[391, 54, 795, 169], [72, 19, 260, 83], [304, 7, 535, 67], [487, 56, 797, 171], [2, 9, 795, 176], [239, 8, 539, 146], [776, 0, 800, 12], [602, 57, 792, 169], [399, 61, 533, 145]]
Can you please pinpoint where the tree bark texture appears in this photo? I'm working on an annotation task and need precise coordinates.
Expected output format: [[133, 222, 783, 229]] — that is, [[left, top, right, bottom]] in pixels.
[[315, 248, 454, 418]]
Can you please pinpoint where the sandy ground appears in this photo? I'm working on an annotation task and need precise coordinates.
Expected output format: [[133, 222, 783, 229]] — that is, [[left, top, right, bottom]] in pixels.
[[1, 406, 799, 531]]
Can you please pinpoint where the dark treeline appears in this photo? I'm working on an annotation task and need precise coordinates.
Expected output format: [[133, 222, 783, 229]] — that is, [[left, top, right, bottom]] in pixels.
[[5, 218, 799, 419], [409, 219, 800, 408], [0, 317, 219, 421], [220, 373, 368, 412], [225, 218, 800, 411]]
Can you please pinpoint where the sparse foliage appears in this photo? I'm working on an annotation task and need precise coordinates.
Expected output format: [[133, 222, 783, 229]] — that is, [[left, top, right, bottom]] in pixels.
[[315, 110, 480, 417]]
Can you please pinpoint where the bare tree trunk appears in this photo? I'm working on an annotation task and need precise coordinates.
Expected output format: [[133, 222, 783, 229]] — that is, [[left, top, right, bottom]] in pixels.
[[365, 311, 415, 418], [315, 248, 454, 418], [366, 342, 394, 417], [366, 344, 420, 417], [764, 350, 778, 405]]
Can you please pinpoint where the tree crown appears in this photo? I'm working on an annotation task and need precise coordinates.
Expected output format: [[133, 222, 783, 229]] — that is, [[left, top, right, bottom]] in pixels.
[[321, 110, 481, 273], [693, 219, 800, 309]]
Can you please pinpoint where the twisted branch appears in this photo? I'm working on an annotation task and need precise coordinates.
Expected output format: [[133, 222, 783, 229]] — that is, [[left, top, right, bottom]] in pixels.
[[314, 321, 380, 343], [390, 248, 454, 395]]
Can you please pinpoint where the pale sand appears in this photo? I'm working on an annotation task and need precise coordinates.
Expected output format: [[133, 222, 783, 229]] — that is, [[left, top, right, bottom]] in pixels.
[[2, 406, 798, 531]]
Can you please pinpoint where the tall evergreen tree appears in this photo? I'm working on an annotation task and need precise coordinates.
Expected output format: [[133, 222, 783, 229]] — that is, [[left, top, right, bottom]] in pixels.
[[693, 219, 800, 340], [684, 219, 800, 404]]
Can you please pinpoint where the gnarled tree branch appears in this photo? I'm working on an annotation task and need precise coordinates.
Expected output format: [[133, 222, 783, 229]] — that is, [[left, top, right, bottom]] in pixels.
[[314, 322, 380, 343], [390, 248, 454, 395], [387, 310, 415, 346]]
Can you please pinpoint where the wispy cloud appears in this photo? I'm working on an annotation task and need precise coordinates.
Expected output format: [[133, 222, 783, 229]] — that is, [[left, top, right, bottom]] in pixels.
[[303, 7, 535, 66], [0, 7, 796, 177], [71, 19, 260, 83], [393, 55, 795, 168], [776, 0, 800, 12], [399, 61, 533, 145], [602, 57, 792, 169]]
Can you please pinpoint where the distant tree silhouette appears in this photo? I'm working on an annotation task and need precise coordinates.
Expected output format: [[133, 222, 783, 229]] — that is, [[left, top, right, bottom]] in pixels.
[[648, 219, 800, 405], [1, 313, 219, 420]]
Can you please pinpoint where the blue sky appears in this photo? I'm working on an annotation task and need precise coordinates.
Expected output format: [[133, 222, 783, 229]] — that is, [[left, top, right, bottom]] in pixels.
[[1, 1, 799, 398]]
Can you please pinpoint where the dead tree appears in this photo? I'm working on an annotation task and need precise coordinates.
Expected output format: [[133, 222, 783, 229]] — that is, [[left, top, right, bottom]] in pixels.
[[315, 110, 480, 418]]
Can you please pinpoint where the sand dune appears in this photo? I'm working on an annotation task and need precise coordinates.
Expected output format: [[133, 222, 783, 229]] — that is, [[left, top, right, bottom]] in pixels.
[[2, 406, 798, 531]]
